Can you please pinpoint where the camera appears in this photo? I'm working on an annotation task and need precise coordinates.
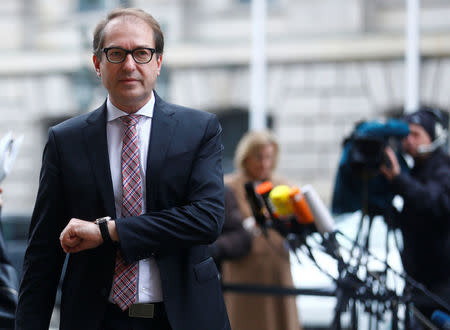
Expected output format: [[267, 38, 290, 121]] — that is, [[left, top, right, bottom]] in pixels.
[[349, 136, 388, 173], [332, 119, 410, 216]]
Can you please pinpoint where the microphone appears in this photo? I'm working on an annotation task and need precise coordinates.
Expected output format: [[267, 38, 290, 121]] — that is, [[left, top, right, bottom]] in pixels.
[[255, 181, 277, 221], [255, 181, 295, 237], [301, 185, 344, 265], [289, 187, 314, 225], [268, 185, 314, 224], [301, 185, 335, 235], [250, 181, 343, 262], [244, 182, 268, 235], [431, 310, 450, 329], [268, 185, 292, 217]]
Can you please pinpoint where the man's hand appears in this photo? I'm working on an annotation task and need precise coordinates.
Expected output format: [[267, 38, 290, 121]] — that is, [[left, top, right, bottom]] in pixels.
[[59, 218, 103, 253], [380, 146, 401, 181]]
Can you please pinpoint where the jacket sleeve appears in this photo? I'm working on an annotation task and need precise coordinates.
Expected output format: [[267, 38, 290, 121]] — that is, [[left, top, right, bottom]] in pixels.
[[116, 114, 225, 263], [391, 162, 450, 221], [15, 129, 67, 330]]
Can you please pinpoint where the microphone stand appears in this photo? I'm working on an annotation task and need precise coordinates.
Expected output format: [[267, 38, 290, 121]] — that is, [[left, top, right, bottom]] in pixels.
[[332, 171, 372, 330], [331, 269, 362, 330], [349, 172, 374, 270], [384, 213, 401, 330], [391, 299, 399, 330], [244, 179, 449, 329]]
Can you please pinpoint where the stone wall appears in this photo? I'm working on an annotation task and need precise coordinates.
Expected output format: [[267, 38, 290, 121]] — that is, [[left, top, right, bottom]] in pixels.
[[2, 0, 450, 214]]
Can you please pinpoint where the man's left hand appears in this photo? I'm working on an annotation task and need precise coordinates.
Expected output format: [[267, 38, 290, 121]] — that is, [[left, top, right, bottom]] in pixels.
[[380, 146, 401, 181], [60, 218, 103, 253]]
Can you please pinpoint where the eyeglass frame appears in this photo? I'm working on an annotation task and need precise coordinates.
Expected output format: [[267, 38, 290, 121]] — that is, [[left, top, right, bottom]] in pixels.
[[102, 47, 157, 64]]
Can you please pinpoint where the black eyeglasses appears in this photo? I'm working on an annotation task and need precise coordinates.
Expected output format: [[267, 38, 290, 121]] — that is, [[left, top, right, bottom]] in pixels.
[[103, 47, 156, 64]]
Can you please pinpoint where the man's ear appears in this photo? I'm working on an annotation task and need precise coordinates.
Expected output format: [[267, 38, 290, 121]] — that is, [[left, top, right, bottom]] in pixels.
[[156, 54, 163, 76], [93, 54, 101, 77]]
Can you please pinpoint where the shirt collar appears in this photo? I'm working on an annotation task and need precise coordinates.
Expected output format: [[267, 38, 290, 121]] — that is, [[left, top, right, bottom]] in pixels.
[[106, 90, 155, 122]]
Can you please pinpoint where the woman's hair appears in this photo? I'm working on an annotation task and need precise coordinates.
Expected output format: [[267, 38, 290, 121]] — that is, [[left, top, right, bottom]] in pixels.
[[234, 130, 279, 173], [93, 8, 164, 59]]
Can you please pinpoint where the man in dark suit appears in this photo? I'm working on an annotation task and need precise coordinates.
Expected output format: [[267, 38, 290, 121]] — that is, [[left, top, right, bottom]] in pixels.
[[16, 8, 230, 330]]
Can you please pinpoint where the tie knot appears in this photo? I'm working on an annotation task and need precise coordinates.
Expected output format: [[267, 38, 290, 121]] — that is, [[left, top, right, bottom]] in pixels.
[[120, 114, 140, 127]]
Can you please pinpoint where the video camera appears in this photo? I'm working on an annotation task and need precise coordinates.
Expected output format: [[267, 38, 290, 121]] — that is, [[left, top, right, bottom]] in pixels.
[[346, 119, 410, 173], [332, 119, 410, 216]]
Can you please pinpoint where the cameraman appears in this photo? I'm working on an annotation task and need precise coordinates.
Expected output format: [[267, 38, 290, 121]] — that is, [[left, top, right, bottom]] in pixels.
[[380, 108, 450, 323]]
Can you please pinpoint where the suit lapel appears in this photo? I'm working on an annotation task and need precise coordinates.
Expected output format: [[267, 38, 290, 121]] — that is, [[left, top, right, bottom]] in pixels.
[[146, 93, 177, 209], [83, 102, 116, 217]]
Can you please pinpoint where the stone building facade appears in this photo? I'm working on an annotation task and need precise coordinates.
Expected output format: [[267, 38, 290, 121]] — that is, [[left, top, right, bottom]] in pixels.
[[1, 0, 450, 214]]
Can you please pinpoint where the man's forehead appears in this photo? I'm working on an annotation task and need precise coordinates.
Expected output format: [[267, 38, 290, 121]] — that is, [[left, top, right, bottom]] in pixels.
[[409, 123, 428, 134], [103, 16, 154, 41]]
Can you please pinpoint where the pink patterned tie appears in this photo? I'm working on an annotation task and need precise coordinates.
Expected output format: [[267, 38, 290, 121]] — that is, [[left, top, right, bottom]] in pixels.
[[112, 114, 143, 311]]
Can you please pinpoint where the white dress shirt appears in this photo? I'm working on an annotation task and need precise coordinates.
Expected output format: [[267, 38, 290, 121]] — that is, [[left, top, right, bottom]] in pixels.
[[106, 91, 163, 303]]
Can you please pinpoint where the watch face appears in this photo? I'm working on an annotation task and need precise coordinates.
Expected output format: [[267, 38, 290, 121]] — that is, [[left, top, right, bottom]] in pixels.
[[95, 216, 111, 224]]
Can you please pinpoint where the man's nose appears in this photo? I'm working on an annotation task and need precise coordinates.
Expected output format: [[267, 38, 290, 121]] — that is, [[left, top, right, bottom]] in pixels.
[[122, 53, 137, 70], [402, 134, 413, 147]]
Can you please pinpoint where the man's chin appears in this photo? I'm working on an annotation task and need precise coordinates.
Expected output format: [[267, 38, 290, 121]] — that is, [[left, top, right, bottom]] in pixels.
[[117, 89, 145, 100], [114, 92, 151, 108]]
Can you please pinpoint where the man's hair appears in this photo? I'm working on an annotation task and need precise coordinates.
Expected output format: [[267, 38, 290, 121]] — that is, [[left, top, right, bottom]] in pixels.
[[234, 130, 279, 173], [403, 107, 445, 141], [93, 8, 164, 59]]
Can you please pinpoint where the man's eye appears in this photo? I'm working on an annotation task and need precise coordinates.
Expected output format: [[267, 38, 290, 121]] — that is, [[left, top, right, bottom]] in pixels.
[[134, 50, 150, 58]]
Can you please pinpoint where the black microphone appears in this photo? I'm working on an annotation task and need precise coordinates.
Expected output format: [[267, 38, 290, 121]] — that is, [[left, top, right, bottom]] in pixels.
[[255, 181, 277, 222], [244, 182, 268, 236]]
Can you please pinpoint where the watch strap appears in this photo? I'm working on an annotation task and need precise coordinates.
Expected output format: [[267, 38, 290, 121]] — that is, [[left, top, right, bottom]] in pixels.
[[95, 216, 116, 246], [98, 220, 112, 244]]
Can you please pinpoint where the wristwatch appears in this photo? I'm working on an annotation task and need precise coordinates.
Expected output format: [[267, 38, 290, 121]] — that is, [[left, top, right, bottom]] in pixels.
[[94, 216, 115, 245]]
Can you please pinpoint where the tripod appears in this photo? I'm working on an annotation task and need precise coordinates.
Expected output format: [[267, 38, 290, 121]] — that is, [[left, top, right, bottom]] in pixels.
[[330, 213, 401, 330], [330, 172, 450, 330], [330, 172, 404, 329]]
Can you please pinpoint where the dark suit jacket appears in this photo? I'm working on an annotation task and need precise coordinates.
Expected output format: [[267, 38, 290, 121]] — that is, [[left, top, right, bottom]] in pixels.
[[15, 93, 230, 330]]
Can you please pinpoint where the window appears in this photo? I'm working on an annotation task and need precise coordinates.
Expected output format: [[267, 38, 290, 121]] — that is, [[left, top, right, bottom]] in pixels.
[[217, 108, 273, 174]]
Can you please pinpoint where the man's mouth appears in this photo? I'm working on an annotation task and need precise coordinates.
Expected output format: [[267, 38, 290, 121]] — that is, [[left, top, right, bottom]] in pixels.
[[119, 77, 139, 83]]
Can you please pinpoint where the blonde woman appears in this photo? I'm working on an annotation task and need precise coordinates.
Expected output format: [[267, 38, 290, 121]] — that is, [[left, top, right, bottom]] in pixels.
[[223, 131, 301, 330]]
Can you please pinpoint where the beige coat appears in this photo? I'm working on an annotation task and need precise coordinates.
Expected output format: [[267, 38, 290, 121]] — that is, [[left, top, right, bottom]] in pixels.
[[222, 172, 301, 330]]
